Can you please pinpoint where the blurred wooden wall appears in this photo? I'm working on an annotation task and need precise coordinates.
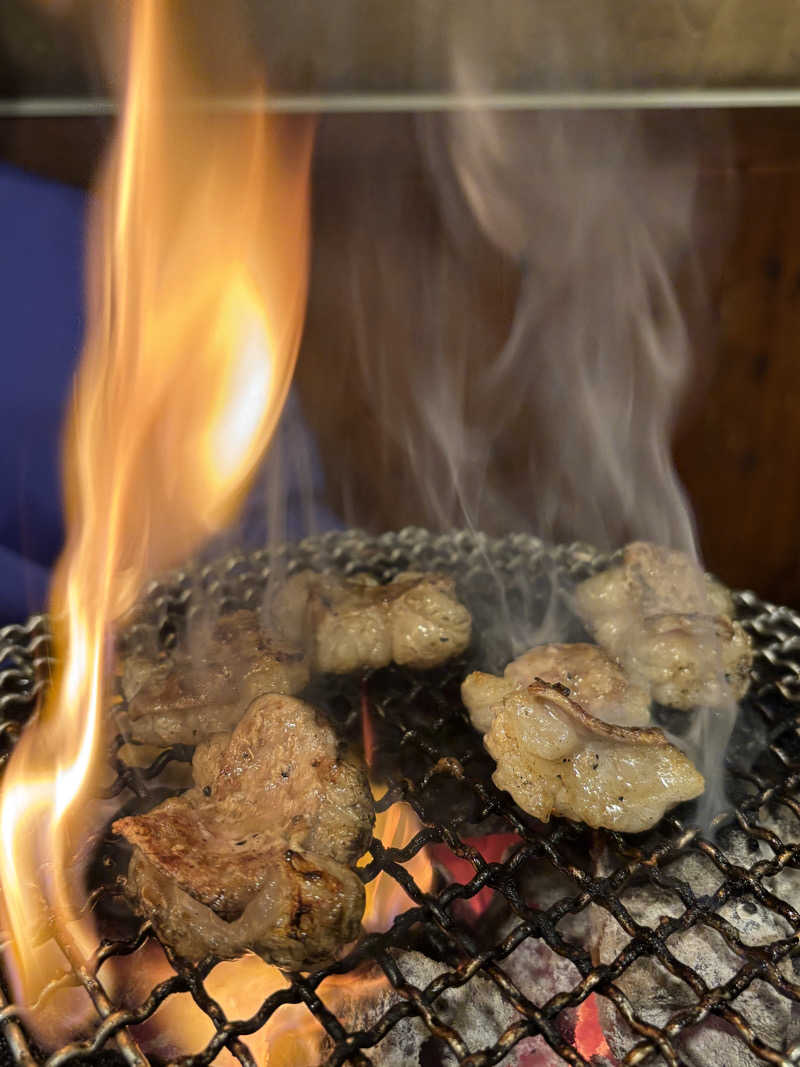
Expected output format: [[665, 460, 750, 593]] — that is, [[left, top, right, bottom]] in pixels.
[[674, 112, 800, 605], [299, 110, 800, 607], [2, 109, 800, 606]]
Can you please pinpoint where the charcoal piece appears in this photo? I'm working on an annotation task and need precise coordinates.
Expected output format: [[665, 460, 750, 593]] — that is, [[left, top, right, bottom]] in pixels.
[[500, 924, 584, 1012], [317, 950, 567, 1066], [593, 807, 800, 1063]]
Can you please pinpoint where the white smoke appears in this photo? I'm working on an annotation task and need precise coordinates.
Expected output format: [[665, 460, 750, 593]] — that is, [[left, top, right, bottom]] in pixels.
[[419, 102, 706, 552]]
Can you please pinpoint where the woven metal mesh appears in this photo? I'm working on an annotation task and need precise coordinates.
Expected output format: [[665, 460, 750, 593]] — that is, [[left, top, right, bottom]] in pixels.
[[0, 527, 799, 1067]]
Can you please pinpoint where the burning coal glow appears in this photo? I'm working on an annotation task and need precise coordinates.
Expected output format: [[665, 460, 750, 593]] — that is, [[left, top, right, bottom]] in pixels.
[[0, 0, 311, 1025], [574, 995, 614, 1064]]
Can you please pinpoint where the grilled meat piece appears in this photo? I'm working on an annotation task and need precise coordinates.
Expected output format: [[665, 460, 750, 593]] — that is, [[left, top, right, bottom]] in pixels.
[[619, 612, 752, 711], [484, 680, 703, 833], [126, 846, 364, 969], [462, 643, 650, 734], [272, 570, 471, 673], [574, 542, 751, 710], [121, 610, 309, 745], [122, 660, 240, 746], [575, 542, 733, 629], [191, 695, 374, 866], [507, 642, 650, 726], [114, 694, 374, 966], [461, 672, 517, 734]]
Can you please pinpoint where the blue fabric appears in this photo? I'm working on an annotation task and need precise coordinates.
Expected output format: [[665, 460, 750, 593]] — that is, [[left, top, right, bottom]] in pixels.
[[0, 164, 336, 625], [0, 165, 84, 624]]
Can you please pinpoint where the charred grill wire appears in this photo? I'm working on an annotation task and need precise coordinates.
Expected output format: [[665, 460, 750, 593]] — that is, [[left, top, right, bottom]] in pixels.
[[0, 529, 799, 1066]]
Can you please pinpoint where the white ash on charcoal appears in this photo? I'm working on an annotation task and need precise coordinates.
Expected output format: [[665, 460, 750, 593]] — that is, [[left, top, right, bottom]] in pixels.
[[495, 924, 583, 1060], [316, 949, 568, 1065], [592, 805, 800, 1065], [498, 857, 592, 1047], [515, 853, 594, 950], [424, 847, 595, 1054]]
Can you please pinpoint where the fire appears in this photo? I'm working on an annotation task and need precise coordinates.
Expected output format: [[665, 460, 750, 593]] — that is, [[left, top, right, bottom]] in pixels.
[[0, 0, 311, 1020], [361, 788, 436, 932], [249, 789, 435, 1064], [241, 779, 435, 1061], [360, 694, 435, 931]]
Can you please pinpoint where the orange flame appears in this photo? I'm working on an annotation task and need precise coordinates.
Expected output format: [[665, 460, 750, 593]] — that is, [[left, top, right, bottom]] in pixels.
[[0, 0, 311, 1017], [112, 948, 390, 1066], [360, 694, 435, 931], [361, 788, 436, 933]]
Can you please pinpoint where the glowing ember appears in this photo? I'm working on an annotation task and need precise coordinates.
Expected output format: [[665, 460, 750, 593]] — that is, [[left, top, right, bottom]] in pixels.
[[430, 833, 522, 921], [360, 684, 377, 767], [574, 994, 614, 1063], [0, 0, 311, 1031]]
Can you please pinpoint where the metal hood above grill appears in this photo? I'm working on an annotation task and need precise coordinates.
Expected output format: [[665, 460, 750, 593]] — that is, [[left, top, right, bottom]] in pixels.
[[5, 0, 800, 116]]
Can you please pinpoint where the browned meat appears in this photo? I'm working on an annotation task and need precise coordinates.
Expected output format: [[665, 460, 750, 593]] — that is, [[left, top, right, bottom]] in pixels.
[[114, 792, 273, 920], [126, 847, 364, 969], [122, 660, 240, 745], [191, 694, 374, 865], [113, 694, 374, 966], [484, 680, 704, 833], [272, 570, 471, 672], [574, 542, 752, 710], [121, 610, 309, 745]]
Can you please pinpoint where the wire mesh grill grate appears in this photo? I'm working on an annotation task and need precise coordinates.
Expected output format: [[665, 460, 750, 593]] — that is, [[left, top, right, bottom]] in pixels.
[[0, 528, 799, 1067]]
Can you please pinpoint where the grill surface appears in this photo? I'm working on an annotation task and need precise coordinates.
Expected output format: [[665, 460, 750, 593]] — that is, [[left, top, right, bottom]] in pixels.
[[1, 527, 800, 1066]]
